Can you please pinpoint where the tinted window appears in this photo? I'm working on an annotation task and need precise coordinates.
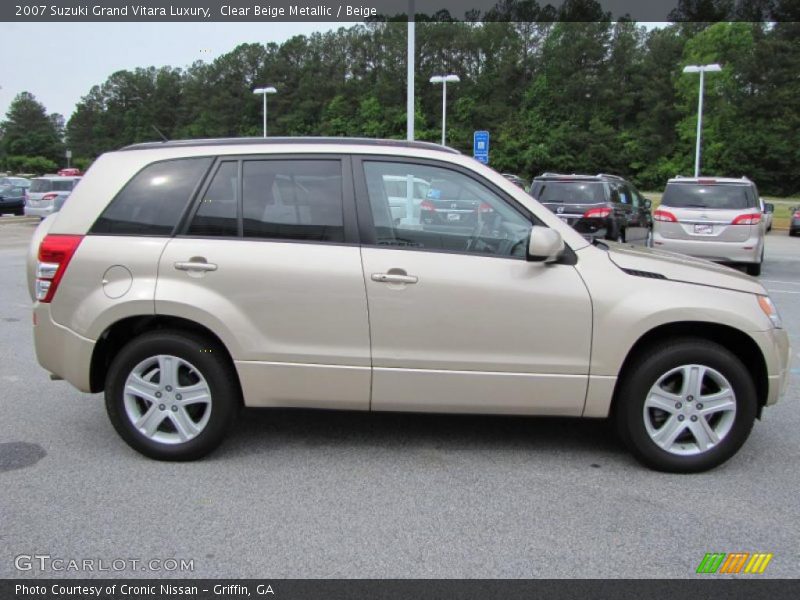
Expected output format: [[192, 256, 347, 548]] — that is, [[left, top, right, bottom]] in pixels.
[[187, 162, 239, 237], [242, 160, 344, 242], [661, 184, 754, 209], [533, 181, 606, 204], [92, 158, 211, 235], [30, 179, 52, 193], [363, 161, 531, 258]]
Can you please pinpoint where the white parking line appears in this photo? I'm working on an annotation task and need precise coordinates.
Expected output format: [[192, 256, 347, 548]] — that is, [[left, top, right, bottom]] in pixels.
[[761, 279, 800, 286], [765, 289, 800, 295]]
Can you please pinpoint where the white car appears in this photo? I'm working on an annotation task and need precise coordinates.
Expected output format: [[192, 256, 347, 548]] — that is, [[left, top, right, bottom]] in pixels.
[[24, 175, 81, 218]]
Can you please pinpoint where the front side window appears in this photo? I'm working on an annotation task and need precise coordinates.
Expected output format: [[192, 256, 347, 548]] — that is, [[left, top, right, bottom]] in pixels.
[[242, 160, 344, 242], [363, 161, 531, 258], [92, 157, 212, 235]]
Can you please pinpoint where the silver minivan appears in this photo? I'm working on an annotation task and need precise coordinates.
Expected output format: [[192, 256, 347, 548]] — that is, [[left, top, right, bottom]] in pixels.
[[652, 176, 765, 275], [24, 175, 82, 218]]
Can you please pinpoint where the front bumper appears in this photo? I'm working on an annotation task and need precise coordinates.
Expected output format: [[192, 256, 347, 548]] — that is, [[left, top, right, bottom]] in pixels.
[[750, 327, 792, 406], [33, 303, 95, 392], [652, 231, 762, 264]]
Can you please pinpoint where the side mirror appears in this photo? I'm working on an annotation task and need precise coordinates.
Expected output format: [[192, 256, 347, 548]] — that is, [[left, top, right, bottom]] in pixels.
[[528, 225, 564, 263], [644, 199, 652, 210], [765, 202, 774, 213]]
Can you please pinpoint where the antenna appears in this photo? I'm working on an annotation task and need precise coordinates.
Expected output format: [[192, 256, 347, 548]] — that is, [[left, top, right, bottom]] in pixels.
[[151, 125, 169, 142]]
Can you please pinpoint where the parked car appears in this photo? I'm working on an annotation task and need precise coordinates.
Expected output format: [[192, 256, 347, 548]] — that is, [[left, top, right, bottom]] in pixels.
[[0, 184, 27, 215], [530, 173, 652, 246], [760, 198, 774, 232], [27, 137, 789, 472], [24, 176, 81, 218], [652, 176, 765, 276], [381, 174, 431, 223], [502, 173, 529, 190], [790, 207, 800, 237], [0, 176, 31, 190], [58, 168, 82, 177]]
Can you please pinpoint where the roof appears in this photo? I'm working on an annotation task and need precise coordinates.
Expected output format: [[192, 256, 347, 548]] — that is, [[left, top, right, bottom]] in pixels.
[[534, 173, 626, 181], [668, 175, 753, 185], [120, 136, 460, 154]]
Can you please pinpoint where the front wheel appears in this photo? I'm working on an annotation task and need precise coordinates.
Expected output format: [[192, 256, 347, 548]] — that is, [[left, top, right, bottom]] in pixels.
[[615, 339, 757, 472], [105, 330, 240, 461]]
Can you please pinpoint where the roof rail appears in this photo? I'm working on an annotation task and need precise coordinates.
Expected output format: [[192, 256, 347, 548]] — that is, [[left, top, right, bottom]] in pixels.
[[597, 173, 624, 181], [120, 136, 461, 154]]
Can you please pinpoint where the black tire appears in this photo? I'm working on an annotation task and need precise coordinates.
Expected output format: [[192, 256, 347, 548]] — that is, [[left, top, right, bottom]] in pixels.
[[105, 329, 240, 461], [615, 338, 757, 473]]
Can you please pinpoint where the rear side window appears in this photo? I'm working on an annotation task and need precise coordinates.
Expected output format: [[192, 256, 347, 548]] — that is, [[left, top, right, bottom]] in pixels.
[[187, 161, 239, 237], [91, 158, 212, 235], [661, 184, 754, 210], [242, 160, 344, 242], [533, 181, 606, 204]]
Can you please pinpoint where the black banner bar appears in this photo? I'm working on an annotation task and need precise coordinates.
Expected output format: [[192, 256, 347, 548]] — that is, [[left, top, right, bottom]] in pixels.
[[4, 579, 800, 600], [2, 0, 798, 22]]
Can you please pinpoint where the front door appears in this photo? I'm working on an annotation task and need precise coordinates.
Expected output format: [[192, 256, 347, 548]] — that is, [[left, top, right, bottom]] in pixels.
[[354, 157, 593, 415]]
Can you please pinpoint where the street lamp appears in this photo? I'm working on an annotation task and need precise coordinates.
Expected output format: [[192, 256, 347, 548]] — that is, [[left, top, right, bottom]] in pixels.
[[682, 63, 722, 177], [253, 86, 277, 137], [430, 74, 460, 146]]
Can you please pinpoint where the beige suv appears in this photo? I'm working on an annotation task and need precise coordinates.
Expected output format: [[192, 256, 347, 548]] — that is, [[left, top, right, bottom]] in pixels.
[[27, 138, 790, 472]]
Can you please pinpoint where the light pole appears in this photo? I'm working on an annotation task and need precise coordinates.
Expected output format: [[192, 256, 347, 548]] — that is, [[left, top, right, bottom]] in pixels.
[[253, 86, 277, 137], [430, 74, 460, 146], [407, 0, 415, 142], [682, 64, 721, 177]]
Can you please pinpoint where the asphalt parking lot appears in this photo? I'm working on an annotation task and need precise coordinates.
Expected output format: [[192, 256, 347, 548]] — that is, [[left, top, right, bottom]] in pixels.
[[1, 221, 798, 579]]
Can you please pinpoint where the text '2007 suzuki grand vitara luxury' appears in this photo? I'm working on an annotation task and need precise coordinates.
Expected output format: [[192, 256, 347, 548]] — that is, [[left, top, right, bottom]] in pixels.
[[27, 138, 790, 472]]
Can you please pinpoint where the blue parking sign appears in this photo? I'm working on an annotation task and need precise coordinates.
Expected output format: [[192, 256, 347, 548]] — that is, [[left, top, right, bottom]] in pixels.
[[473, 130, 489, 164]]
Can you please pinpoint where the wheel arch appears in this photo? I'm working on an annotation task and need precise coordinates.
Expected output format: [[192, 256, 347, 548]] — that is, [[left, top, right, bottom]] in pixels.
[[89, 315, 237, 394], [610, 321, 769, 417]]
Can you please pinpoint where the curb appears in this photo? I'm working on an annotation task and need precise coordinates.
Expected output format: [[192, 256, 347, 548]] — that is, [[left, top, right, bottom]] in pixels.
[[0, 216, 39, 226]]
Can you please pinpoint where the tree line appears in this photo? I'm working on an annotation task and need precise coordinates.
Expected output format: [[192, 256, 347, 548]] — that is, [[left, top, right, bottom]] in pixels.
[[1, 8, 798, 194]]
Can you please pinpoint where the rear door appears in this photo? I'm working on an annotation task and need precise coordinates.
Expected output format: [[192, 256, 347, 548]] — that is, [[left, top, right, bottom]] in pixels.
[[616, 182, 649, 244], [156, 155, 371, 411]]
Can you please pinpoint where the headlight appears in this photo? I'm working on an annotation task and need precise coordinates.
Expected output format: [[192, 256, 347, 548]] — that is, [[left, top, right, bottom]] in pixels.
[[757, 295, 782, 328]]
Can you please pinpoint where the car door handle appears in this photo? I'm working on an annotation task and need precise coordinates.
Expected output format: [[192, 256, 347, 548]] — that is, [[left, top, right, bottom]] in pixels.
[[174, 260, 217, 272], [371, 273, 418, 284]]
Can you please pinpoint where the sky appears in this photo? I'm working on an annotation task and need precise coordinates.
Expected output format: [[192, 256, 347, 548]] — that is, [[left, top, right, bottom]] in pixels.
[[0, 22, 355, 123]]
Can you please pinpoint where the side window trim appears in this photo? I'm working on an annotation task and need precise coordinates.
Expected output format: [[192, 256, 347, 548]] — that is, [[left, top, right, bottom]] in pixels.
[[351, 154, 540, 248]]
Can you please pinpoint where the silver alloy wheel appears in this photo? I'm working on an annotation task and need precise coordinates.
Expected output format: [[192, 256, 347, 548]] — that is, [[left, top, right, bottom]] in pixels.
[[643, 364, 736, 456], [123, 354, 212, 445]]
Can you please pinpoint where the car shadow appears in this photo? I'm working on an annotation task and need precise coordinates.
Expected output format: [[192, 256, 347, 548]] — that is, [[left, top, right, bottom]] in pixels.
[[220, 406, 627, 461]]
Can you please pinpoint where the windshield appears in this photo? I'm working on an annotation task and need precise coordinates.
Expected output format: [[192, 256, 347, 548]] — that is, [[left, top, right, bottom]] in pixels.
[[662, 184, 753, 209], [533, 181, 606, 204]]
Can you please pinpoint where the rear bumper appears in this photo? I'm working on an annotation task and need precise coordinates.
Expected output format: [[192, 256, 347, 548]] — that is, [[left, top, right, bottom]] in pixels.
[[652, 231, 762, 264], [33, 303, 95, 392], [25, 205, 55, 218], [0, 200, 24, 211]]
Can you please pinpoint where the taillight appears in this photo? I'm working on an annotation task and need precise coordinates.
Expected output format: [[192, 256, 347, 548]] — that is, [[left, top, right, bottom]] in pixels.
[[653, 209, 678, 222], [36, 234, 83, 303], [478, 202, 494, 214], [794, 211, 800, 219], [42, 193, 59, 202], [420, 200, 436, 212], [731, 213, 761, 225], [583, 207, 612, 219]]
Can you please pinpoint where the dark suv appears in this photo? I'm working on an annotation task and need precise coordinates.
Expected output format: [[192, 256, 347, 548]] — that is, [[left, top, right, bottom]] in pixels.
[[530, 173, 652, 246]]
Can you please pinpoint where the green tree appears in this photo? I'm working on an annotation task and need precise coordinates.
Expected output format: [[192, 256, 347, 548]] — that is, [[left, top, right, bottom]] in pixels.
[[0, 92, 65, 165]]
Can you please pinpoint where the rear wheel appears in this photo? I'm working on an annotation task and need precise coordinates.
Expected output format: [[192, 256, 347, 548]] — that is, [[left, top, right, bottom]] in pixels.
[[615, 339, 757, 472], [105, 330, 240, 461]]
